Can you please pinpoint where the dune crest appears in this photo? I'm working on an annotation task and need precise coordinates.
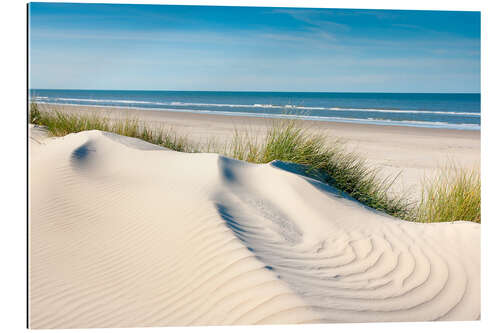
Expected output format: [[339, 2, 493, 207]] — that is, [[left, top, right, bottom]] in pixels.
[[29, 129, 480, 328]]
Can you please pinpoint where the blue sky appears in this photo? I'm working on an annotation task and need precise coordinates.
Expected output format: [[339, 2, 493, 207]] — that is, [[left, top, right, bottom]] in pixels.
[[29, 3, 480, 92]]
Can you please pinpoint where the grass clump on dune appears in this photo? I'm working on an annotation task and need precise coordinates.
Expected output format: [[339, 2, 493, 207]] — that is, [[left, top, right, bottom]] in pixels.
[[29, 103, 480, 223], [414, 166, 481, 223], [223, 120, 412, 218], [29, 103, 195, 152]]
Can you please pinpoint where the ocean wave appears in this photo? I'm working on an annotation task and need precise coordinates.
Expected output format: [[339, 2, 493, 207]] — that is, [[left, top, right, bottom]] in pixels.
[[169, 109, 480, 130], [56, 97, 155, 104], [30, 97, 480, 117], [153, 101, 481, 116]]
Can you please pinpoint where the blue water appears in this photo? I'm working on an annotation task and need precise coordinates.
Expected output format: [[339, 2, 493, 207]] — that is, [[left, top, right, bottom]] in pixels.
[[29, 90, 481, 130]]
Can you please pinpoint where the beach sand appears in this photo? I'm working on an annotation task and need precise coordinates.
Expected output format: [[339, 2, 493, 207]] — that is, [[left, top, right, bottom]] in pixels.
[[28, 106, 481, 328], [38, 103, 481, 197]]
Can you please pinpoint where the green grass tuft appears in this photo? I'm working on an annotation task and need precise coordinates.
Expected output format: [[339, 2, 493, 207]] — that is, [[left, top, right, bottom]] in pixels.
[[221, 120, 412, 219], [414, 166, 481, 223], [29, 102, 42, 124], [29, 104, 195, 152]]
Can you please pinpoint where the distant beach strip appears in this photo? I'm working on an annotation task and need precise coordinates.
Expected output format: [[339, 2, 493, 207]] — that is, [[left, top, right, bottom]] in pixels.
[[29, 90, 481, 130]]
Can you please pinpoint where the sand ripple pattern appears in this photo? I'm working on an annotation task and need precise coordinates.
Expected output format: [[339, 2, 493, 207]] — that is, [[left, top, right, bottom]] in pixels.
[[29, 130, 479, 328], [213, 158, 480, 323]]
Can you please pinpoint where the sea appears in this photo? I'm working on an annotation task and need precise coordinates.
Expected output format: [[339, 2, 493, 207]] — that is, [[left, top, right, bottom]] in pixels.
[[29, 90, 481, 130]]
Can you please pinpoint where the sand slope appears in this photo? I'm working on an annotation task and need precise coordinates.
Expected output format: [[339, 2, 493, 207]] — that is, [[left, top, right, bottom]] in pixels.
[[29, 128, 480, 328]]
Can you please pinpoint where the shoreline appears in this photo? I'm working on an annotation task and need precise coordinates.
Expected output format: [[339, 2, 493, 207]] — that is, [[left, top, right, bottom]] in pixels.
[[35, 103, 481, 198], [36, 102, 481, 135], [32, 101, 480, 131]]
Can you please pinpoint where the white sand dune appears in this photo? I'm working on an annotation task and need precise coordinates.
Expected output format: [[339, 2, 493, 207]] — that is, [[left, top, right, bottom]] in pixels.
[[29, 127, 480, 328]]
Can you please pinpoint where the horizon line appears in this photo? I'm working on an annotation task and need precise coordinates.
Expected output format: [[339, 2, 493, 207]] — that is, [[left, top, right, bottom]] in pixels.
[[28, 88, 481, 94]]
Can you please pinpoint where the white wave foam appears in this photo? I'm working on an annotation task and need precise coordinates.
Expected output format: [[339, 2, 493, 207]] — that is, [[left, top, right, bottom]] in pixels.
[[29, 98, 480, 117], [166, 102, 480, 116], [55, 97, 156, 104]]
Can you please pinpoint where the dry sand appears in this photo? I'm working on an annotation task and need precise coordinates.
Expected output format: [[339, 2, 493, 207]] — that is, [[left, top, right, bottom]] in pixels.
[[29, 121, 480, 328]]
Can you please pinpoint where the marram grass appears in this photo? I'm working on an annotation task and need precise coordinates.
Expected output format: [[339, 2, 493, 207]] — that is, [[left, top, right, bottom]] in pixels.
[[29, 103, 480, 223], [220, 120, 412, 219], [29, 103, 196, 152], [414, 166, 481, 223]]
